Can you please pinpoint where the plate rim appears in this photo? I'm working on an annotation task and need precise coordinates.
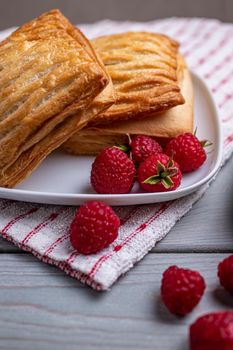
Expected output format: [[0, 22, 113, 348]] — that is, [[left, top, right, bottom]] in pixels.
[[0, 72, 223, 204]]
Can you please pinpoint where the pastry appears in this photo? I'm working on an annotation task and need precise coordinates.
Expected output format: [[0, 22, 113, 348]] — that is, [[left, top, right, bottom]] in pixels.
[[88, 31, 185, 125], [62, 54, 193, 155], [0, 9, 112, 187]]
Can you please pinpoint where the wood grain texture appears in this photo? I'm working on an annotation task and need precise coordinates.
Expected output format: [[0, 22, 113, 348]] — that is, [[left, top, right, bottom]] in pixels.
[[0, 5, 231, 350], [154, 156, 233, 252], [0, 253, 232, 350]]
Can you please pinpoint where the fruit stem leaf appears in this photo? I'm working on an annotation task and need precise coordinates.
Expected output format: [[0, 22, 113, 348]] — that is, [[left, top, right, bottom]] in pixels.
[[114, 144, 129, 153], [143, 175, 161, 185], [167, 167, 178, 177], [167, 158, 174, 168], [200, 140, 213, 148], [126, 133, 132, 145], [157, 160, 166, 174], [161, 176, 173, 189]]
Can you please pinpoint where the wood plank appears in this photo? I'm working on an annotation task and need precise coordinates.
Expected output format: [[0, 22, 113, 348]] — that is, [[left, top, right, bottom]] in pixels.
[[1, 156, 233, 254], [154, 156, 233, 252], [0, 253, 232, 350]]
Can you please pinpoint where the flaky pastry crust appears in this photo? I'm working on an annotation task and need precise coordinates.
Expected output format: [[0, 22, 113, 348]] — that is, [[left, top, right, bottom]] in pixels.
[[88, 31, 185, 124], [62, 55, 193, 155], [0, 9, 111, 187]]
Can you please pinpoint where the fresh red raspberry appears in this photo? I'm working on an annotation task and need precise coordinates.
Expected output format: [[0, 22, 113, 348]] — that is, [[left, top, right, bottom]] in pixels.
[[190, 311, 233, 350], [70, 201, 120, 255], [161, 265, 206, 316], [165, 133, 207, 172], [131, 135, 163, 163], [91, 147, 136, 194], [138, 153, 182, 192], [218, 255, 233, 295]]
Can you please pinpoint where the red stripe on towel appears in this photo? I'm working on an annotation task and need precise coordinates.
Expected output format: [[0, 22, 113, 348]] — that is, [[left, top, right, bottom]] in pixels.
[[22, 208, 67, 244], [88, 203, 171, 279], [2, 208, 38, 234]]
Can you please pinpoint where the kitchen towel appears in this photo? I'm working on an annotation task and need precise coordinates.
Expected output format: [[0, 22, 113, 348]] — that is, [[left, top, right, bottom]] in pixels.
[[0, 17, 233, 290]]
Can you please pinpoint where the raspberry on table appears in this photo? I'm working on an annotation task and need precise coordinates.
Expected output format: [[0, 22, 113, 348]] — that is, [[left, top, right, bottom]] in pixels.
[[218, 255, 233, 295], [138, 153, 182, 192], [190, 311, 233, 350], [161, 265, 206, 316], [69, 201, 120, 255], [165, 132, 207, 173], [91, 147, 136, 194], [131, 135, 163, 163]]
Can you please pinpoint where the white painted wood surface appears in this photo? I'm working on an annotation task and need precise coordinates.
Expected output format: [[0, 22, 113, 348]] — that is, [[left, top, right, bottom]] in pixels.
[[0, 253, 232, 350], [0, 2, 232, 349], [0, 138, 232, 350]]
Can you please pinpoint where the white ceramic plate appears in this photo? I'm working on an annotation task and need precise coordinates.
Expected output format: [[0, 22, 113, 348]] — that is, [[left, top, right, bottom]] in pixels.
[[0, 73, 222, 206]]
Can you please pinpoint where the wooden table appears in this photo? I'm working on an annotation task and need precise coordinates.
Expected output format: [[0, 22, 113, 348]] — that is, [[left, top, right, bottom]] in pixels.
[[0, 157, 233, 350]]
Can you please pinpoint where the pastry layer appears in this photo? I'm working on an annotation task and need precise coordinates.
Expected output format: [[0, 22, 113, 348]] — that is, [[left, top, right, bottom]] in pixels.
[[88, 31, 185, 124], [0, 9, 110, 187], [62, 55, 193, 155]]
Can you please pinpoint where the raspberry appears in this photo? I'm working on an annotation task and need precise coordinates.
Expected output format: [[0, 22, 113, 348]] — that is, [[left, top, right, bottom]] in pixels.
[[165, 133, 207, 172], [161, 265, 206, 316], [69, 201, 120, 255], [91, 147, 136, 194], [190, 311, 233, 350], [131, 135, 163, 163], [138, 153, 182, 192], [218, 255, 233, 295]]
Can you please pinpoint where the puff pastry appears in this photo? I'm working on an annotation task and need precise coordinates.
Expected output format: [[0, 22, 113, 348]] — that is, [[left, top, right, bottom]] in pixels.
[[86, 32, 185, 125], [0, 9, 110, 187], [62, 55, 193, 155]]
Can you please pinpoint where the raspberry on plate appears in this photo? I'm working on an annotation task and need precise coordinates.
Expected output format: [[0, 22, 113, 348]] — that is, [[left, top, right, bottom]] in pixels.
[[69, 201, 120, 255], [161, 265, 206, 316], [138, 153, 182, 192], [130, 135, 163, 163], [190, 311, 233, 350], [165, 132, 207, 173], [91, 147, 136, 194], [218, 255, 233, 295]]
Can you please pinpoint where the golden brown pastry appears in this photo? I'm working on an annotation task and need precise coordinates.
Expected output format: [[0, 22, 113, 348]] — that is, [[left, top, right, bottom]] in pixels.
[[62, 55, 193, 155], [87, 32, 185, 125], [0, 9, 111, 187]]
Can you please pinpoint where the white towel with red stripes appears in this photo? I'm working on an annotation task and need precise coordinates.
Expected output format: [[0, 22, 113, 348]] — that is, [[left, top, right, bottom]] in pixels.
[[0, 18, 233, 290]]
